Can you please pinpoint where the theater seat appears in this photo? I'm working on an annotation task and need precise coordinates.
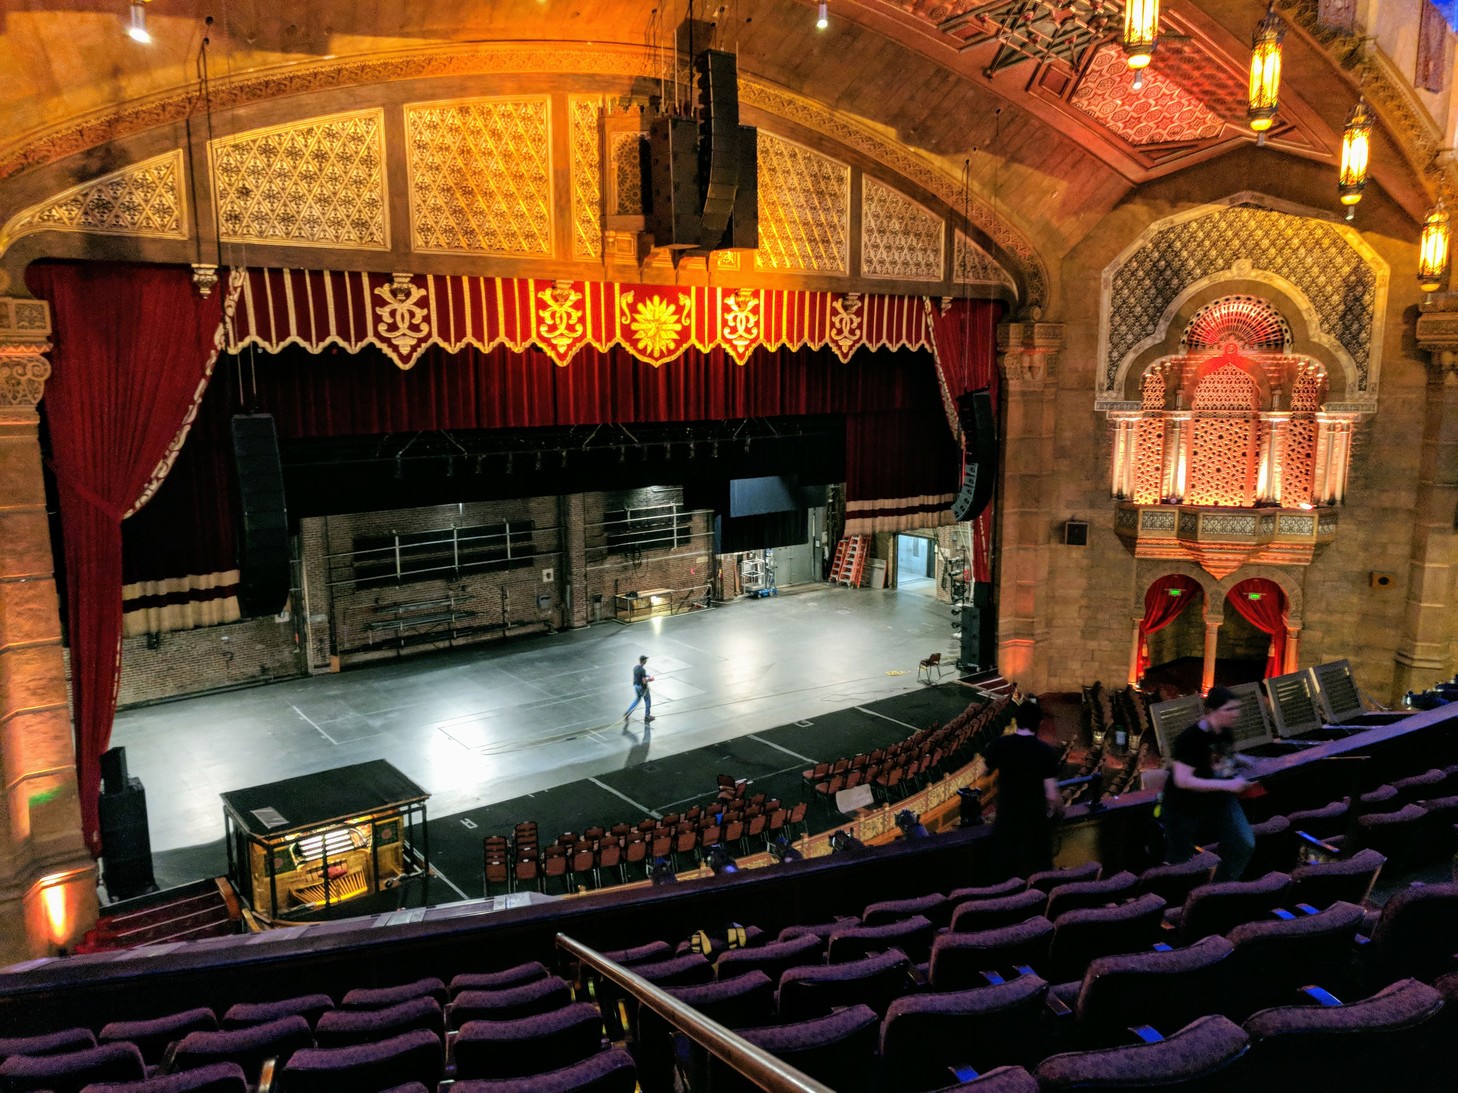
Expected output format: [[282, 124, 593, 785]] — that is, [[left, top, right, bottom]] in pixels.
[[220, 994, 332, 1031], [1225, 900, 1365, 1018], [313, 995, 442, 1048], [1056, 935, 1235, 1049], [1287, 847, 1385, 910], [0, 1042, 145, 1093], [452, 1003, 604, 1081], [928, 918, 1054, 991], [937, 1066, 1039, 1091], [449, 961, 550, 995], [1033, 1014, 1248, 1090], [947, 890, 1046, 935], [1044, 893, 1167, 983], [777, 948, 912, 1021], [1043, 872, 1138, 921], [449, 1046, 638, 1093], [99, 1007, 218, 1067], [1169, 871, 1293, 944], [1026, 862, 1101, 894], [719, 1004, 881, 1093], [1240, 978, 1445, 1088], [275, 1027, 443, 1092], [878, 974, 1048, 1092], [340, 977, 447, 1011], [446, 977, 574, 1030], [78, 1062, 249, 1093], [0, 1028, 96, 1063], [715, 933, 821, 982], [664, 971, 776, 1028], [862, 891, 955, 928], [171, 1015, 313, 1082], [1136, 852, 1219, 908], [1360, 880, 1458, 985], [827, 914, 934, 964]]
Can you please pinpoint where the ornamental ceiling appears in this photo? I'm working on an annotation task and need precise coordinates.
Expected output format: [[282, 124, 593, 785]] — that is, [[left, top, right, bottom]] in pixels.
[[0, 1, 1436, 291]]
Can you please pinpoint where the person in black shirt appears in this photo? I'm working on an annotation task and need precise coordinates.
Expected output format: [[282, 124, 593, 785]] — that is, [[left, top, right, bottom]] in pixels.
[[622, 654, 655, 725], [1161, 686, 1256, 882], [983, 699, 1063, 878]]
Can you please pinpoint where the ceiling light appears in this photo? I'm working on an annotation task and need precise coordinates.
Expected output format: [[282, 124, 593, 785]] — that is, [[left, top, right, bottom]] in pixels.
[[817, 2, 828, 30], [127, 1, 153, 44], [1418, 201, 1451, 293], [1338, 99, 1374, 218], [1122, 0, 1159, 75], [1247, 2, 1284, 143]]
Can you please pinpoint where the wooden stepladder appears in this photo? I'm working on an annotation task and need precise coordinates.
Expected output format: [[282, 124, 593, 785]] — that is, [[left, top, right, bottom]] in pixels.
[[830, 535, 869, 587]]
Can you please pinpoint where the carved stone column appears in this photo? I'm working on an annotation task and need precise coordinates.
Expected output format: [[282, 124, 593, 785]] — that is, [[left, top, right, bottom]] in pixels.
[[1201, 613, 1223, 696], [995, 321, 1063, 693], [1398, 305, 1458, 696], [1128, 615, 1144, 688], [1284, 623, 1302, 675], [0, 296, 98, 962]]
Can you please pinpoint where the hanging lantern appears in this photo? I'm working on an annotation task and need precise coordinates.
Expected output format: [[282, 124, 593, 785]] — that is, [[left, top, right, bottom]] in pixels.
[[1338, 99, 1374, 213], [1122, 0, 1160, 75], [1418, 202, 1451, 292], [1247, 3, 1284, 137]]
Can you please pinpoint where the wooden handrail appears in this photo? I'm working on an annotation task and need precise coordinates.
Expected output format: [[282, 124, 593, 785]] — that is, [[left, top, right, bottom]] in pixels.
[[555, 933, 833, 1093]]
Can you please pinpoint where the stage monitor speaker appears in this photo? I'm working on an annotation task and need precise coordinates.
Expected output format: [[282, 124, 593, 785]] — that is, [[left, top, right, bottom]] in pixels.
[[100, 746, 129, 796], [99, 778, 157, 902], [648, 115, 702, 248], [950, 390, 996, 522], [231, 414, 291, 618]]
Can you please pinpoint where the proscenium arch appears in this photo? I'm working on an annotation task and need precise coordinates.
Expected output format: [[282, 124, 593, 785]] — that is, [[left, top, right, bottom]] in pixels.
[[1097, 192, 1389, 410], [1114, 273, 1354, 405]]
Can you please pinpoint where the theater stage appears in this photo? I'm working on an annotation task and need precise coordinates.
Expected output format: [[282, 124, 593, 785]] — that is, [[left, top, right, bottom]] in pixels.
[[109, 583, 974, 901]]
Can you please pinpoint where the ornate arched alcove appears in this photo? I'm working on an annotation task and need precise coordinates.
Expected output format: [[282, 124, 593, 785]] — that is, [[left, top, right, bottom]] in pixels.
[[1099, 196, 1382, 581]]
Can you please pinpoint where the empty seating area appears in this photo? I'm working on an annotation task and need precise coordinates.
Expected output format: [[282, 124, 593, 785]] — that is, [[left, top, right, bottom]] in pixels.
[[802, 696, 1010, 808], [6, 701, 1458, 1092]]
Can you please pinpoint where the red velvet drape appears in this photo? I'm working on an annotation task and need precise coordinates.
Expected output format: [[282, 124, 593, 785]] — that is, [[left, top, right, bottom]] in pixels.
[[1137, 574, 1203, 679], [1226, 577, 1288, 678], [926, 299, 1004, 583], [28, 263, 225, 855]]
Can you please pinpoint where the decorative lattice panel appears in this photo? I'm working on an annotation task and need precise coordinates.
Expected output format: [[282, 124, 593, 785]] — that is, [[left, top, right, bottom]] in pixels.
[[610, 132, 644, 215], [1181, 295, 1292, 352], [1192, 364, 1261, 411], [1070, 44, 1226, 145], [1107, 206, 1377, 390], [753, 133, 849, 274], [1133, 418, 1165, 503], [861, 178, 943, 281], [1290, 369, 1325, 412], [211, 111, 387, 248], [407, 97, 553, 255], [954, 231, 1016, 290], [1141, 368, 1167, 410], [1282, 416, 1317, 506], [1189, 415, 1258, 506], [0, 150, 187, 254], [570, 96, 602, 260]]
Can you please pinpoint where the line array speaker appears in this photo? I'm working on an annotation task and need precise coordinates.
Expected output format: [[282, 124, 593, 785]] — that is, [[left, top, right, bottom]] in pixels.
[[231, 414, 291, 618], [696, 49, 742, 243], [951, 389, 996, 522], [648, 115, 702, 247]]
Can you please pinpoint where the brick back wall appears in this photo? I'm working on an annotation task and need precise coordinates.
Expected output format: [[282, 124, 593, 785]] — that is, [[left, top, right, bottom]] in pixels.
[[111, 615, 304, 708]]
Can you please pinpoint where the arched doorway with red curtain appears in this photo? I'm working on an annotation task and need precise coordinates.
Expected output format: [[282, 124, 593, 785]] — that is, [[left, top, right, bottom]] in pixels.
[[1131, 574, 1205, 698], [1219, 577, 1289, 681]]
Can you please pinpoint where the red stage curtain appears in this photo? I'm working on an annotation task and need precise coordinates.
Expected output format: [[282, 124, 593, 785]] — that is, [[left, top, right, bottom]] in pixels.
[[28, 262, 225, 855], [926, 299, 1004, 583], [1137, 574, 1203, 679], [1227, 577, 1288, 678]]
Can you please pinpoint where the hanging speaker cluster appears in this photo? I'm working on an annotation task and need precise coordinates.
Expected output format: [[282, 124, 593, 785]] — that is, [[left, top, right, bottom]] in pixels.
[[951, 390, 996, 522], [648, 49, 758, 252], [231, 414, 292, 618]]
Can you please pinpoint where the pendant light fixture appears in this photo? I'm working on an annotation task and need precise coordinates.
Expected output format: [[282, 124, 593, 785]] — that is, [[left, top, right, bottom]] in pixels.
[[1338, 99, 1374, 219], [127, 0, 153, 44], [1247, 2, 1285, 144], [1122, 0, 1160, 90], [1418, 201, 1451, 292]]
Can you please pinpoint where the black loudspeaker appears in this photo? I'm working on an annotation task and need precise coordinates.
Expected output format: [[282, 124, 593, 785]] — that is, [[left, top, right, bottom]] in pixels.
[[696, 50, 741, 243], [951, 390, 997, 522], [100, 746, 129, 795], [959, 583, 996, 671], [649, 115, 702, 248], [231, 414, 291, 618], [99, 778, 157, 901]]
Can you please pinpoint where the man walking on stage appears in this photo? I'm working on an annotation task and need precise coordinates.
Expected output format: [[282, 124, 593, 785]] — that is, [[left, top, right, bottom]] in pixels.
[[623, 654, 656, 725]]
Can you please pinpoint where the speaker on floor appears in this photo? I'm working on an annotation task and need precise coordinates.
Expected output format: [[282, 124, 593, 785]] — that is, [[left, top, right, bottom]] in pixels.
[[951, 389, 996, 522], [231, 414, 291, 618], [959, 583, 996, 671], [100, 746, 129, 796], [99, 778, 157, 902]]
